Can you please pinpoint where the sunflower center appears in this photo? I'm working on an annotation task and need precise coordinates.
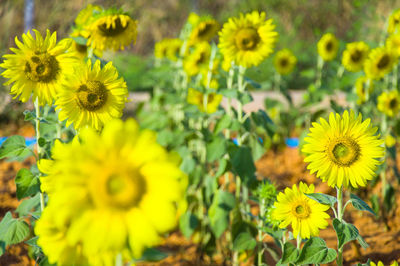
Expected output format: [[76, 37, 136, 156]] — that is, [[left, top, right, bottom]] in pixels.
[[325, 41, 333, 52], [24, 52, 59, 83], [96, 172, 146, 209], [75, 42, 88, 53], [351, 50, 362, 62], [377, 54, 390, 69], [280, 58, 289, 67], [197, 22, 215, 38], [98, 17, 129, 37], [76, 81, 108, 111], [292, 202, 310, 219], [389, 98, 398, 109], [235, 28, 260, 51], [328, 138, 360, 166], [195, 51, 208, 65]]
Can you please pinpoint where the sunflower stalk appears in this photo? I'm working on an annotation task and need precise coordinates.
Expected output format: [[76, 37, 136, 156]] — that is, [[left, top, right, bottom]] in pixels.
[[315, 56, 324, 89], [34, 98, 45, 212], [336, 185, 344, 266], [257, 198, 266, 265], [380, 114, 388, 201], [273, 71, 281, 92]]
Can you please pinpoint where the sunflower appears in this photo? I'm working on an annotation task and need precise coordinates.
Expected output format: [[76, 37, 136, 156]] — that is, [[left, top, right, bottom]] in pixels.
[[388, 9, 400, 34], [355, 76, 373, 104], [36, 119, 187, 264], [0, 30, 77, 106], [341, 41, 370, 72], [155, 38, 183, 61], [317, 33, 339, 61], [386, 34, 400, 58], [364, 47, 396, 80], [272, 182, 329, 239], [187, 88, 222, 113], [55, 60, 128, 131], [218, 11, 278, 68], [188, 17, 220, 44], [371, 261, 399, 266], [377, 90, 400, 117], [69, 28, 102, 60], [74, 4, 102, 28], [302, 110, 385, 188], [83, 9, 138, 51], [183, 42, 211, 76], [273, 49, 297, 75]]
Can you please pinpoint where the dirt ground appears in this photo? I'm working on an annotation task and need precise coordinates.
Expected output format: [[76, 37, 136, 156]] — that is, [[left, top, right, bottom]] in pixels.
[[1, 124, 400, 266]]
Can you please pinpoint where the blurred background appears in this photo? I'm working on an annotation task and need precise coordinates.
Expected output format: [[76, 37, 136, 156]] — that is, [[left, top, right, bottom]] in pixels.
[[0, 0, 398, 127]]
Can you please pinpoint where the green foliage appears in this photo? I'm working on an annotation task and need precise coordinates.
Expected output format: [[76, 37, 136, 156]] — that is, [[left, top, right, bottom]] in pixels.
[[0, 135, 33, 161], [350, 194, 376, 216], [228, 145, 256, 186], [0, 212, 30, 246], [280, 242, 298, 264], [306, 193, 337, 207], [295, 237, 337, 265], [232, 232, 257, 252], [208, 190, 235, 238], [15, 168, 40, 200], [333, 219, 368, 249]]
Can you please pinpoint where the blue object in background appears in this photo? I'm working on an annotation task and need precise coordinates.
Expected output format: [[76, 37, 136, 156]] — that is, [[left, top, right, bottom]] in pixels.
[[0, 137, 37, 146], [285, 137, 299, 148]]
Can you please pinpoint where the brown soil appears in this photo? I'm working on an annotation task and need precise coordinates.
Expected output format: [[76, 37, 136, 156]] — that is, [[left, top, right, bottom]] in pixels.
[[1, 126, 400, 265]]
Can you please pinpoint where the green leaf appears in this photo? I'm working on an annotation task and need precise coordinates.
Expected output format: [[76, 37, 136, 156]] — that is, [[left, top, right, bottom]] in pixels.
[[296, 237, 337, 264], [0, 241, 5, 256], [214, 158, 228, 177], [228, 145, 256, 186], [15, 194, 41, 217], [139, 248, 168, 262], [38, 137, 46, 147], [180, 156, 196, 175], [219, 89, 238, 99], [15, 168, 40, 200], [0, 212, 30, 245], [209, 190, 236, 238], [305, 193, 337, 206], [250, 110, 276, 138], [232, 232, 256, 251], [214, 114, 232, 134], [179, 212, 199, 238], [332, 218, 362, 249], [23, 110, 36, 121], [0, 136, 33, 160], [72, 36, 87, 45], [350, 194, 376, 216], [206, 137, 226, 162], [281, 242, 299, 264]]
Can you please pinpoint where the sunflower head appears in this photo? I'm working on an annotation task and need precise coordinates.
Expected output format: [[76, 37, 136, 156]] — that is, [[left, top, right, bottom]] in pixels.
[[0, 30, 77, 106], [155, 38, 183, 61], [388, 9, 400, 34], [36, 119, 187, 263], [187, 88, 222, 114], [377, 90, 400, 117], [386, 34, 400, 58], [82, 8, 138, 51], [75, 4, 102, 28], [56, 60, 128, 130], [273, 49, 297, 75], [341, 41, 369, 72], [317, 33, 339, 61], [272, 182, 330, 239], [355, 76, 373, 104], [218, 11, 278, 68], [303, 110, 385, 188], [183, 42, 211, 76], [189, 15, 220, 44], [364, 47, 396, 80]]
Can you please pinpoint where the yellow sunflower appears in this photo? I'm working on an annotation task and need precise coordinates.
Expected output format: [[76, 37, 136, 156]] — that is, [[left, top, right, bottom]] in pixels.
[[187, 88, 222, 113], [218, 11, 278, 68], [74, 4, 102, 28], [154, 38, 183, 61], [355, 76, 373, 104], [388, 9, 400, 34], [83, 9, 138, 51], [183, 42, 211, 76], [302, 110, 385, 188], [377, 90, 400, 117], [364, 47, 396, 80], [341, 41, 370, 72], [272, 182, 330, 239], [273, 49, 297, 75], [189, 16, 220, 44], [0, 30, 77, 106], [371, 261, 399, 266], [36, 119, 187, 264], [55, 60, 128, 131], [317, 33, 339, 61], [386, 34, 400, 58]]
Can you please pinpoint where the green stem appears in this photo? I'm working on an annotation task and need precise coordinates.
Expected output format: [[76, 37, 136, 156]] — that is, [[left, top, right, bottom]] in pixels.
[[257, 198, 266, 265], [381, 114, 388, 200], [392, 64, 398, 90], [315, 56, 324, 90], [296, 234, 302, 249], [274, 71, 281, 91], [336, 185, 344, 266], [34, 98, 45, 211]]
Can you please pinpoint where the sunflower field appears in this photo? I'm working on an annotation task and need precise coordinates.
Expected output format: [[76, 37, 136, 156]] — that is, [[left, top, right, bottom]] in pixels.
[[1, 1, 400, 265]]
